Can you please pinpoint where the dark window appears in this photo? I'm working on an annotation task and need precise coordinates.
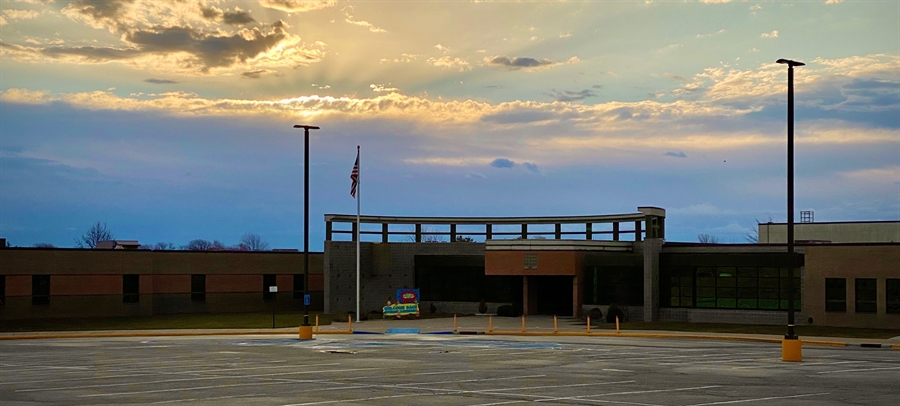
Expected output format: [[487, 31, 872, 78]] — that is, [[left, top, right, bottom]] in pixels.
[[32, 275, 50, 305], [123, 274, 140, 304], [825, 278, 846, 312], [191, 274, 206, 302], [887, 279, 900, 314], [0, 275, 5, 306], [293, 274, 305, 299], [263, 274, 277, 302], [582, 265, 643, 306], [855, 278, 877, 313]]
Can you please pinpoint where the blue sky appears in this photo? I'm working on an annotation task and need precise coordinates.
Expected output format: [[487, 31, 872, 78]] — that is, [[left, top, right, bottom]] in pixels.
[[1, 0, 898, 250]]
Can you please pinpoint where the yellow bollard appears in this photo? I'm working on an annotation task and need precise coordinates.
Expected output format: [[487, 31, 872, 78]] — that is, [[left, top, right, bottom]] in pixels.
[[348, 315, 353, 333], [587, 316, 591, 333], [554, 315, 558, 333], [299, 324, 313, 340], [782, 338, 802, 362], [454, 314, 458, 332], [615, 316, 620, 333], [521, 315, 526, 332], [315, 314, 319, 332], [488, 315, 493, 333]]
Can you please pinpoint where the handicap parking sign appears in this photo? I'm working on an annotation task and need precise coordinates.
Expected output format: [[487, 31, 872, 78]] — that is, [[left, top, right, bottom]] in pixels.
[[303, 294, 310, 306]]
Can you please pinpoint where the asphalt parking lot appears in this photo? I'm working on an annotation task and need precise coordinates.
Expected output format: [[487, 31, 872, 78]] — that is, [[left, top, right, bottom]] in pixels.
[[2, 334, 898, 406]]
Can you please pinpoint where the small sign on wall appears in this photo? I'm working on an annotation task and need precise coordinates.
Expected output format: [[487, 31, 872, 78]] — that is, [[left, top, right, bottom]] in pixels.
[[269, 286, 278, 293]]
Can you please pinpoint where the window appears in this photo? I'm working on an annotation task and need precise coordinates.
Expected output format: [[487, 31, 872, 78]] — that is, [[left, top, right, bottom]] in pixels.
[[32, 275, 50, 305], [191, 274, 206, 302], [855, 278, 877, 313], [123, 274, 139, 304], [293, 274, 305, 299], [263, 274, 276, 302], [0, 275, 5, 306], [825, 278, 846, 312], [524, 254, 537, 269], [887, 279, 900, 314]]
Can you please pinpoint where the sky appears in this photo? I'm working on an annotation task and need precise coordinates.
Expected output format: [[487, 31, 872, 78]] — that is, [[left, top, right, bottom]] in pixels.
[[0, 0, 898, 251]]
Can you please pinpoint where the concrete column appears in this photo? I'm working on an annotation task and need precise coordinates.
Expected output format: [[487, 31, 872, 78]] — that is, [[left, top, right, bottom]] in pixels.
[[612, 222, 619, 241], [523, 276, 537, 316], [352, 222, 358, 242], [521, 224, 528, 239], [415, 224, 422, 242], [325, 222, 333, 241], [382, 223, 388, 243], [643, 238, 664, 322], [486, 224, 492, 240], [555, 223, 562, 239], [572, 274, 582, 318], [450, 224, 457, 241]]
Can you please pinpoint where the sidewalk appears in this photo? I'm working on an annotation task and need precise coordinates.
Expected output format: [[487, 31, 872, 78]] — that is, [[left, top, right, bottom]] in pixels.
[[2, 315, 899, 349]]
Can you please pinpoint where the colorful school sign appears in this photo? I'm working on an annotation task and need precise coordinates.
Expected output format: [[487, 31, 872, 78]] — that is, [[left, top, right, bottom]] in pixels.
[[383, 303, 419, 317]]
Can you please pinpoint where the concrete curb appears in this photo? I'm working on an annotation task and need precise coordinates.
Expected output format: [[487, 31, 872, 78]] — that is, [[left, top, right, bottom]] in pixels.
[[1, 329, 897, 349]]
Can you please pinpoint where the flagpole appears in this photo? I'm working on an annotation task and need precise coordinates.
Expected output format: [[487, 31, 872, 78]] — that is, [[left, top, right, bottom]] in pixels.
[[355, 145, 361, 323]]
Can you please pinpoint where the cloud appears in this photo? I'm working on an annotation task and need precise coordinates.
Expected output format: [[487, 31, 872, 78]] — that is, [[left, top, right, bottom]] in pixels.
[[760, 30, 778, 38], [547, 88, 598, 102], [523, 162, 539, 173], [696, 29, 725, 39], [370, 83, 399, 93], [427, 56, 472, 72], [342, 6, 386, 33], [664, 73, 688, 81], [825, 0, 844, 4], [490, 158, 515, 169], [466, 172, 485, 179], [559, 33, 572, 38], [484, 55, 576, 71], [241, 69, 279, 79], [665, 151, 688, 158], [145, 78, 178, 84], [259, 0, 337, 13], [380, 53, 419, 64], [2, 9, 40, 24], [699, 0, 732, 3], [0, 19, 326, 75]]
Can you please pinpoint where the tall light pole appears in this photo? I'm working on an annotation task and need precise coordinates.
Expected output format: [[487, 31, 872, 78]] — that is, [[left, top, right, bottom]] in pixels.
[[294, 124, 319, 339], [776, 58, 803, 360]]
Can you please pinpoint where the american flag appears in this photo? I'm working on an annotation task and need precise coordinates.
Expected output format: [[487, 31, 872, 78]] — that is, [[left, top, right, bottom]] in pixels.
[[350, 150, 359, 198]]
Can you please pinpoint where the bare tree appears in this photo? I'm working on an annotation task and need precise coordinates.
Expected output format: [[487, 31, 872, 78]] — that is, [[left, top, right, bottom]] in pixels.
[[152, 242, 177, 250], [240, 233, 270, 251], [75, 221, 114, 248], [33, 243, 55, 248], [743, 216, 774, 243], [185, 239, 213, 251], [698, 233, 721, 244]]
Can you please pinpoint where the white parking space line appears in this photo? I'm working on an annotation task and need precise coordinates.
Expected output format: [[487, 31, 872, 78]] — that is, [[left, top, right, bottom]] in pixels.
[[818, 366, 900, 374], [686, 392, 830, 405], [602, 368, 634, 373], [284, 392, 434, 406], [659, 358, 758, 366], [393, 374, 546, 387], [152, 393, 268, 404], [77, 367, 383, 397], [537, 385, 721, 404]]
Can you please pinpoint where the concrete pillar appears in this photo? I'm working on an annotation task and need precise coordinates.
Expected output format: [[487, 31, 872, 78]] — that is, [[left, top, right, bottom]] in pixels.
[[486, 224, 492, 240], [382, 223, 388, 243], [352, 222, 358, 242], [450, 224, 457, 241], [572, 274, 582, 318], [325, 222, 333, 241], [643, 238, 664, 322], [523, 276, 537, 316], [612, 222, 619, 241]]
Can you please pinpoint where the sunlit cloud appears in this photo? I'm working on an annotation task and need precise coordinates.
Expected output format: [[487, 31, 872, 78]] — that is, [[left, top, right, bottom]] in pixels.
[[760, 30, 778, 38], [342, 6, 387, 33], [259, 0, 337, 13], [427, 56, 472, 72]]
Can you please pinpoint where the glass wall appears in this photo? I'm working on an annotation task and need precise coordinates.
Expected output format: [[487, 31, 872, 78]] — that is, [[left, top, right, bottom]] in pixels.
[[661, 253, 801, 311]]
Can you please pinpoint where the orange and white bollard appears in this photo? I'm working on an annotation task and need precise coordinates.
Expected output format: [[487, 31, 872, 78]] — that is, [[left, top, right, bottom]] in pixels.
[[587, 316, 591, 333], [453, 314, 458, 332], [554, 315, 558, 333], [348, 315, 353, 333], [315, 314, 319, 332], [488, 315, 493, 333], [615, 316, 620, 333], [521, 315, 526, 332]]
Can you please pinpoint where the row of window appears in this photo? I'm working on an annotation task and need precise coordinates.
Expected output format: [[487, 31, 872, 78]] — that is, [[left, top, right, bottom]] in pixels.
[[662, 267, 801, 310], [0, 275, 306, 306], [825, 278, 900, 314]]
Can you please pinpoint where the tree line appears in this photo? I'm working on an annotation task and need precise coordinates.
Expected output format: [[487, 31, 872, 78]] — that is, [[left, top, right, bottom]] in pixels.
[[23, 221, 271, 251]]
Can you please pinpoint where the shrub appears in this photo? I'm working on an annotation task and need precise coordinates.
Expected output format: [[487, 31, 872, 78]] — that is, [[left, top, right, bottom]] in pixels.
[[478, 300, 488, 314], [497, 305, 517, 317], [587, 308, 603, 324], [430, 303, 437, 313]]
